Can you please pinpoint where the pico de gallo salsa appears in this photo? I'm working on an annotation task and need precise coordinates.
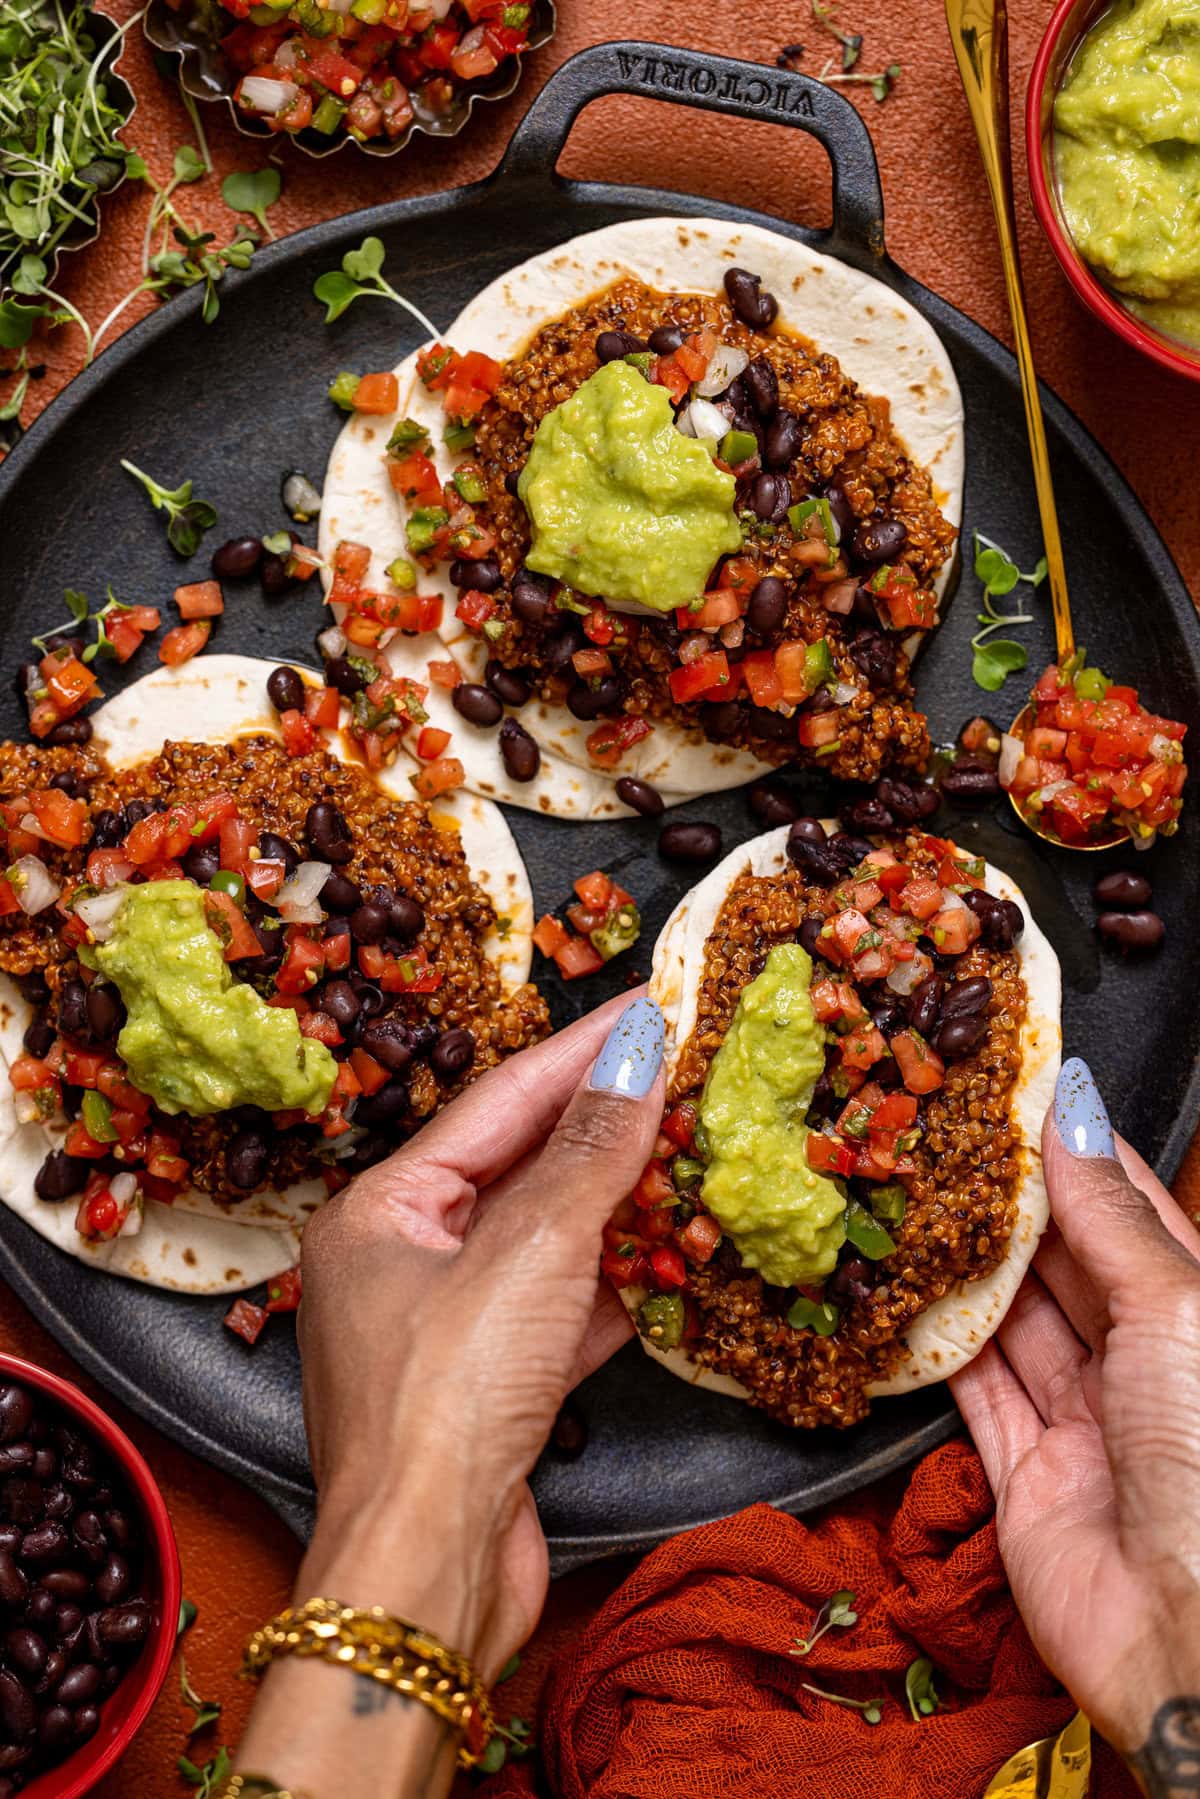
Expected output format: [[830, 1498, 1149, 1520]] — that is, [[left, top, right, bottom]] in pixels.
[[605, 820, 1030, 1430], [532, 868, 641, 981], [221, 0, 537, 143], [1000, 657, 1188, 846]]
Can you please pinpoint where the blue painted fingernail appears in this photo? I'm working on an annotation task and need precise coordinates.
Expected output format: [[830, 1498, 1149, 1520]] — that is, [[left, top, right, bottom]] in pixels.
[[589, 997, 664, 1099], [1055, 1056, 1115, 1158]]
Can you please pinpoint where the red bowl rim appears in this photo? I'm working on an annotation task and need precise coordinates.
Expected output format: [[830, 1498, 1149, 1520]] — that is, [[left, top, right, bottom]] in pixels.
[[1026, 0, 1200, 384], [0, 1351, 182, 1799]]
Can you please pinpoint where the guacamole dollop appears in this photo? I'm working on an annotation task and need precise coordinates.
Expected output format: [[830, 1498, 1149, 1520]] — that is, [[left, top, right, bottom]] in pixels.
[[699, 943, 845, 1289], [94, 881, 337, 1118], [1054, 0, 1200, 344], [517, 360, 742, 612]]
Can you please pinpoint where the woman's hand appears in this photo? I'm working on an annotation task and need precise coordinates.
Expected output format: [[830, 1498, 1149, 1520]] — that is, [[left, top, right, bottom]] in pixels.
[[952, 1056, 1200, 1792], [236, 992, 664, 1799]]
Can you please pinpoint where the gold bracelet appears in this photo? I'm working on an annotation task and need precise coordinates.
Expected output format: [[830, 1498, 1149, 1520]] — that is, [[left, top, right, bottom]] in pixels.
[[215, 1780, 305, 1799], [241, 1597, 495, 1770]]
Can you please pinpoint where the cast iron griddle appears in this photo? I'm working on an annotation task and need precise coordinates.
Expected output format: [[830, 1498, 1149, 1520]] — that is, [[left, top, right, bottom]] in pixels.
[[0, 45, 1197, 1565]]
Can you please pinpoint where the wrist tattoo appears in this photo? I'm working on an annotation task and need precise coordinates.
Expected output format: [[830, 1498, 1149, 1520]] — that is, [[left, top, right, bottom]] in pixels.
[[1132, 1699, 1200, 1797]]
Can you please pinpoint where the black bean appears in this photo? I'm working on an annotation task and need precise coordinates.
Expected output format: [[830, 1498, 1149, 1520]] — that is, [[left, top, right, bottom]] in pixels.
[[906, 975, 944, 1038], [57, 1433, 95, 1491], [845, 631, 896, 694], [324, 654, 369, 698], [745, 576, 787, 639], [829, 1255, 873, 1305], [511, 576, 552, 629], [74, 1705, 101, 1742], [543, 624, 584, 673], [451, 682, 503, 729], [430, 1028, 474, 1081], [940, 763, 1002, 800], [450, 556, 502, 594], [0, 1446, 32, 1476], [23, 1592, 52, 1632], [504, 470, 522, 498], [935, 1013, 988, 1059], [964, 890, 1024, 949], [798, 916, 826, 958], [0, 1554, 26, 1609], [942, 976, 993, 1018], [700, 699, 742, 740], [869, 998, 904, 1038], [615, 775, 664, 817], [256, 832, 299, 879], [42, 1570, 89, 1604], [723, 267, 778, 331], [379, 897, 420, 947], [790, 816, 828, 847], [182, 841, 219, 887], [124, 800, 158, 829], [266, 666, 305, 714], [49, 770, 78, 796], [1094, 869, 1152, 910], [56, 979, 89, 1040], [20, 1014, 54, 1064], [17, 972, 50, 1009], [747, 777, 799, 827], [787, 840, 841, 887], [97, 1601, 149, 1648], [851, 517, 908, 565], [227, 1130, 269, 1192], [747, 703, 795, 742], [349, 900, 389, 945], [875, 776, 939, 824], [840, 796, 894, 835], [31, 1450, 55, 1482], [41, 1485, 72, 1521], [305, 802, 353, 865], [485, 660, 530, 707], [101, 1510, 131, 1551], [595, 329, 645, 363], [823, 481, 855, 543], [0, 1528, 17, 1556], [764, 408, 802, 469], [84, 984, 122, 1043], [55, 1662, 100, 1707], [658, 821, 721, 863], [260, 551, 291, 597], [1097, 909, 1164, 954], [0, 1670, 34, 1741], [36, 1705, 73, 1751], [648, 324, 684, 355], [19, 1521, 67, 1565], [46, 716, 93, 747], [321, 981, 360, 1031], [1, 1474, 42, 1528], [359, 1019, 414, 1074], [498, 718, 540, 783], [551, 1399, 588, 1458], [743, 356, 779, 418], [211, 536, 262, 581], [315, 872, 360, 922], [354, 1081, 410, 1128], [93, 1555, 129, 1607], [571, 675, 625, 721], [748, 470, 790, 523]]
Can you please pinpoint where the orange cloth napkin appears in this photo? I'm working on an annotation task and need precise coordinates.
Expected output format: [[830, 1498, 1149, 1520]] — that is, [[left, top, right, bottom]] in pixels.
[[480, 1441, 1138, 1798]]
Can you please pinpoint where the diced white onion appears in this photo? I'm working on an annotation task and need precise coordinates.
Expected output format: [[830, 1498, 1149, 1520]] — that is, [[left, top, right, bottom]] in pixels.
[[427, 0, 454, 16], [719, 619, 744, 650], [1131, 828, 1157, 851], [75, 886, 130, 941], [998, 732, 1023, 790], [886, 951, 934, 997], [282, 470, 323, 519], [15, 1094, 42, 1125], [1149, 732, 1180, 764], [18, 814, 46, 840], [820, 578, 858, 616], [458, 22, 485, 49], [110, 1172, 138, 1206], [679, 397, 729, 442], [239, 76, 298, 115], [273, 37, 304, 67], [830, 681, 860, 706], [317, 625, 346, 662], [117, 1192, 144, 1239], [695, 344, 749, 398], [10, 855, 60, 916], [326, 0, 356, 14], [937, 889, 966, 912], [1032, 780, 1072, 807], [275, 859, 330, 924], [329, 1125, 370, 1160]]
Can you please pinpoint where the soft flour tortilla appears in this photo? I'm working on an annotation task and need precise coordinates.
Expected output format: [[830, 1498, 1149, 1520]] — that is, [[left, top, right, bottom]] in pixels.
[[320, 214, 964, 815], [633, 823, 1061, 1404], [0, 655, 536, 1280]]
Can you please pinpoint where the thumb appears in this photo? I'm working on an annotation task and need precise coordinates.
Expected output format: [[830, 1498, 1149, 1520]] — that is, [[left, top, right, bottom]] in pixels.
[[1044, 1056, 1200, 1306], [474, 996, 666, 1269]]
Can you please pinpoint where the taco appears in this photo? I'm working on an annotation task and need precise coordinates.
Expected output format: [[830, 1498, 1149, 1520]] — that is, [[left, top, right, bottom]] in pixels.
[[608, 817, 1060, 1427], [0, 654, 546, 1292], [320, 216, 963, 816]]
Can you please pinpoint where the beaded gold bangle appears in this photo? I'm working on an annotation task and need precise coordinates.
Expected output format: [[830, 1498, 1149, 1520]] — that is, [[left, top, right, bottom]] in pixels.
[[241, 1597, 495, 1771], [214, 1779, 306, 1799]]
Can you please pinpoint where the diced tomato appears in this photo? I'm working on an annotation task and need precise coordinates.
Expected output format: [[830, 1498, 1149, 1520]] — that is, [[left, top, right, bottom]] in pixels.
[[264, 1267, 303, 1314], [223, 1298, 269, 1346], [387, 449, 443, 510], [329, 541, 372, 609], [840, 1024, 888, 1070], [303, 686, 340, 730], [174, 581, 224, 620], [773, 642, 811, 705], [677, 590, 742, 631], [96, 1063, 150, 1113], [1045, 783, 1113, 843], [122, 811, 167, 866], [86, 848, 135, 888], [106, 612, 152, 663], [280, 709, 317, 758], [276, 933, 326, 995], [669, 650, 730, 706], [8, 1055, 58, 1100], [930, 905, 981, 956], [797, 708, 843, 749], [874, 570, 938, 631], [246, 858, 287, 902], [892, 1029, 945, 1095], [632, 1158, 675, 1211], [413, 726, 450, 761], [321, 928, 350, 974], [41, 652, 98, 713], [553, 935, 604, 980], [300, 1011, 343, 1047], [532, 914, 570, 959], [648, 1244, 688, 1291], [651, 354, 691, 404], [349, 1048, 391, 1097], [899, 877, 944, 921], [427, 660, 461, 690], [584, 715, 653, 769], [63, 1046, 108, 1088], [64, 1121, 112, 1160], [27, 788, 86, 849], [806, 1134, 856, 1177], [660, 1103, 697, 1151], [601, 1247, 651, 1290], [218, 816, 258, 875], [411, 756, 464, 801], [676, 1212, 721, 1265], [352, 371, 399, 414], [961, 716, 997, 754], [572, 649, 612, 680], [741, 649, 784, 710], [580, 603, 616, 647], [27, 698, 67, 740], [1027, 726, 1068, 759], [159, 621, 210, 666], [872, 1091, 918, 1131], [203, 889, 262, 961]]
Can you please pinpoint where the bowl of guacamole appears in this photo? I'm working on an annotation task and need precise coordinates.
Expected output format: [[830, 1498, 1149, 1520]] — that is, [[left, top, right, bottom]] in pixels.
[[1028, 0, 1200, 380]]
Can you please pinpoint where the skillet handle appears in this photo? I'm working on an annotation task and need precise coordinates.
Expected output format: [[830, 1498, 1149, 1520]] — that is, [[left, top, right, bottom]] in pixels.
[[496, 41, 885, 259]]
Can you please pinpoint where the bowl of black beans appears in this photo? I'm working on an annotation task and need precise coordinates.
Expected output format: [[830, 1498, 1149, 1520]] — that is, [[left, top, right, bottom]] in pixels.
[[0, 1356, 181, 1796]]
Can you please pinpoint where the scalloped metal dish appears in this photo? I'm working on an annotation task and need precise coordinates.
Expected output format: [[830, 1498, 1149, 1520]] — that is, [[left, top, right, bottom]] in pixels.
[[142, 0, 556, 159], [0, 5, 136, 296]]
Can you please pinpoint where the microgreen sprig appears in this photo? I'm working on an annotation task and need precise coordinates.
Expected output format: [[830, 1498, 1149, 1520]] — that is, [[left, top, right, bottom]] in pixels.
[[180, 1659, 222, 1736], [178, 1745, 230, 1799], [790, 1588, 859, 1656], [31, 584, 147, 661], [801, 1682, 884, 1725], [970, 532, 1048, 692], [811, 0, 862, 71], [313, 236, 439, 338], [120, 460, 217, 557], [222, 168, 281, 240], [905, 1655, 941, 1721]]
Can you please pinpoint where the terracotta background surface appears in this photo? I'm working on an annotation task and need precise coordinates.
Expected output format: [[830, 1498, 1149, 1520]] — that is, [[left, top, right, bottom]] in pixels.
[[2, 0, 1198, 1789]]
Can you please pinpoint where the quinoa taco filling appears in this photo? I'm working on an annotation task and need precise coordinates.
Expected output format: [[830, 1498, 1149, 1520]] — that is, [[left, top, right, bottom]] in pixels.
[[387, 268, 957, 783], [0, 734, 548, 1245], [611, 821, 1029, 1429]]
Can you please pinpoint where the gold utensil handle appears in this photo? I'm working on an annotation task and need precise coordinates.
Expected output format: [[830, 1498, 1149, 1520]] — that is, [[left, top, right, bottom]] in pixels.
[[946, 0, 1075, 662]]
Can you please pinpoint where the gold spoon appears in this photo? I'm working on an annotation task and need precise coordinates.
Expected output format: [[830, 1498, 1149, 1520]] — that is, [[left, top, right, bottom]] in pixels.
[[945, 0, 1127, 850]]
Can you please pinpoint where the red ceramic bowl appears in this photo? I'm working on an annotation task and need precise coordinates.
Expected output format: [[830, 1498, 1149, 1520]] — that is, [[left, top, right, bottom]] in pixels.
[[1027, 0, 1200, 383], [0, 1353, 181, 1798]]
